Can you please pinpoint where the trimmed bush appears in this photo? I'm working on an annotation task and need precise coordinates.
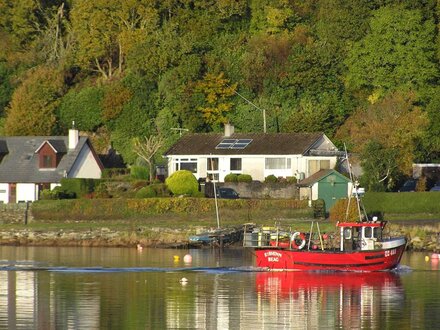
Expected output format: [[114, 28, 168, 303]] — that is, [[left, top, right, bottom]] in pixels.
[[165, 170, 199, 196], [286, 176, 297, 184], [59, 178, 99, 198], [130, 166, 149, 180], [31, 198, 310, 220], [136, 186, 157, 198], [265, 175, 278, 183], [237, 174, 252, 182], [40, 189, 57, 200], [224, 173, 239, 182]]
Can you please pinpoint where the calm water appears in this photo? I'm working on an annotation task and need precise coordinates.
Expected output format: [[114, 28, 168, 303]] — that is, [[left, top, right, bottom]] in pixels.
[[0, 246, 439, 329]]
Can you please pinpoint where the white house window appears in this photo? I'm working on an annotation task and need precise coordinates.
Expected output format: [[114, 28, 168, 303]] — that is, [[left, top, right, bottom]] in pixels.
[[207, 157, 219, 181], [308, 159, 330, 175], [265, 158, 291, 170], [230, 158, 242, 171], [174, 158, 197, 173], [207, 158, 219, 170]]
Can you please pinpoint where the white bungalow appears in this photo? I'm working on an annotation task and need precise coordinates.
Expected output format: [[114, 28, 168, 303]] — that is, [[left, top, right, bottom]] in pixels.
[[163, 124, 340, 183]]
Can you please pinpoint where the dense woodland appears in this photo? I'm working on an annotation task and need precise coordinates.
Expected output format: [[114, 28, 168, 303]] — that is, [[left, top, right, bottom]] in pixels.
[[1, 0, 440, 191]]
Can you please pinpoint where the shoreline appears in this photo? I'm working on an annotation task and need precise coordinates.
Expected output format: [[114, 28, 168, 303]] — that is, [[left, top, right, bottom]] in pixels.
[[1, 222, 439, 252]]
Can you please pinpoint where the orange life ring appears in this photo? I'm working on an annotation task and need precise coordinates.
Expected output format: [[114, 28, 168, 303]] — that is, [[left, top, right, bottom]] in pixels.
[[291, 232, 306, 250]]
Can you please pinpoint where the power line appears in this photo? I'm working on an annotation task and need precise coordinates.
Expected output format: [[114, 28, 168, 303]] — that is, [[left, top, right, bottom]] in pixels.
[[231, 88, 267, 133]]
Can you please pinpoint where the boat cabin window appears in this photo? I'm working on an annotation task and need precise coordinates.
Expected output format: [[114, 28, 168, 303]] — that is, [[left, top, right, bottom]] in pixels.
[[373, 227, 380, 239], [364, 227, 372, 238], [343, 227, 352, 239], [363, 227, 380, 239]]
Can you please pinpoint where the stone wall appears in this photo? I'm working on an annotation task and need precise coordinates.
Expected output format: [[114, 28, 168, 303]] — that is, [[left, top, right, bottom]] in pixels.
[[220, 182, 300, 199], [0, 203, 33, 224]]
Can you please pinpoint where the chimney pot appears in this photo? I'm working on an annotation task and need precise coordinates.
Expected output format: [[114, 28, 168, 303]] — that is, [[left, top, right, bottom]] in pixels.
[[69, 127, 79, 149], [224, 123, 234, 137]]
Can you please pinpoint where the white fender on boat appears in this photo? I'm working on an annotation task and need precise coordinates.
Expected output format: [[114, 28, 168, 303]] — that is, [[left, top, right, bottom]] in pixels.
[[291, 232, 306, 250]]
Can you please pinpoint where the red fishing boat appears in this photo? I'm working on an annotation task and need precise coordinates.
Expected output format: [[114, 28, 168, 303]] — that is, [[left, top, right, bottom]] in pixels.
[[244, 153, 407, 272], [245, 219, 406, 271]]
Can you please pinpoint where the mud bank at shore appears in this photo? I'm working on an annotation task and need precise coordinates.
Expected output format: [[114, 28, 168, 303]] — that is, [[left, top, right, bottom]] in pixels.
[[0, 223, 439, 251]]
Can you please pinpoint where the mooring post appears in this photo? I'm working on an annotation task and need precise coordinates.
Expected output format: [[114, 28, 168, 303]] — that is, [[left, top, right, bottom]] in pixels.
[[24, 201, 29, 225]]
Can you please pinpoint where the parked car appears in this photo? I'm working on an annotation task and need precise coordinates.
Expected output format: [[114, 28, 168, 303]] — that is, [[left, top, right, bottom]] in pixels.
[[398, 179, 417, 192], [216, 187, 240, 199]]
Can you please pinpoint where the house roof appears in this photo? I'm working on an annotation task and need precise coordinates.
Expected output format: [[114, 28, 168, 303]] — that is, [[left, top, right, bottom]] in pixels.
[[164, 132, 326, 156], [0, 136, 96, 183], [297, 169, 350, 187]]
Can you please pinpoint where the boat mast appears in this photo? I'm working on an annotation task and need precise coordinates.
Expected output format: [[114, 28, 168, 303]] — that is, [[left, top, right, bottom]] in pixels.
[[344, 145, 368, 222]]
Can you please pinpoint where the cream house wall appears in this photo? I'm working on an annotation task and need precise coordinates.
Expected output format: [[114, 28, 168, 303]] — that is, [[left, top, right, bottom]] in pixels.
[[16, 183, 37, 203], [68, 146, 102, 179], [0, 183, 8, 203], [242, 157, 265, 181]]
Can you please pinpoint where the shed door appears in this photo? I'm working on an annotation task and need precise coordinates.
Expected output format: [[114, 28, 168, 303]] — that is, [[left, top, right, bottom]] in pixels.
[[318, 182, 347, 212]]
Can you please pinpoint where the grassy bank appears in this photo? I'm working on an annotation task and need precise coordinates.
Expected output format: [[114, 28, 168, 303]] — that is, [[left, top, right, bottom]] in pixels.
[[364, 192, 440, 214]]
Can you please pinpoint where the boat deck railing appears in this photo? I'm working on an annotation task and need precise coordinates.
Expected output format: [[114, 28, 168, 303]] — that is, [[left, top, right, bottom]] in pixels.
[[243, 227, 294, 248]]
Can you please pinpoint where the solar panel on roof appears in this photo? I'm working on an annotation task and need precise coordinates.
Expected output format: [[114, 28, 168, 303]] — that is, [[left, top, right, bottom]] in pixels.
[[231, 139, 253, 149], [216, 139, 238, 149], [215, 138, 253, 149]]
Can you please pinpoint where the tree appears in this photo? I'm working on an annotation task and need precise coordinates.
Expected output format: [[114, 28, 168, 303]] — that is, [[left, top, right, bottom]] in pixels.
[[194, 72, 237, 128], [57, 85, 104, 132], [4, 65, 64, 135], [359, 140, 400, 191], [336, 91, 428, 189], [282, 92, 346, 135], [133, 135, 165, 182], [0, 61, 13, 116], [345, 5, 438, 96], [70, 0, 158, 79]]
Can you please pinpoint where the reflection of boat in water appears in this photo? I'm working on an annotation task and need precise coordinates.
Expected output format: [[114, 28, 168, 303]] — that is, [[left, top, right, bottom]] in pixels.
[[255, 270, 404, 328], [244, 152, 407, 272], [255, 271, 402, 297]]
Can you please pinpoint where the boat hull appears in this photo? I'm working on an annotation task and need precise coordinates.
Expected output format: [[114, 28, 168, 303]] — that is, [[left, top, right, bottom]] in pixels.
[[254, 240, 406, 272]]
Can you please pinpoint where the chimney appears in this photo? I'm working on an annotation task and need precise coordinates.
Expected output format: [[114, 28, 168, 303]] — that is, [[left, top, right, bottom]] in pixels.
[[224, 123, 234, 137], [68, 121, 79, 149]]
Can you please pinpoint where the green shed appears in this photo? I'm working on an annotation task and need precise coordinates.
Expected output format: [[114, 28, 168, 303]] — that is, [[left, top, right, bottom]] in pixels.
[[298, 169, 351, 212]]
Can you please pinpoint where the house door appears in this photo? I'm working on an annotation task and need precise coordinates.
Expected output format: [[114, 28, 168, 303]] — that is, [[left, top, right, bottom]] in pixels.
[[9, 183, 16, 203], [318, 182, 347, 212]]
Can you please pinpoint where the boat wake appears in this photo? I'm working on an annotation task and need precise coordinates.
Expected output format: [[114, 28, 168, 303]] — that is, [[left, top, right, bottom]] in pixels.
[[0, 262, 262, 274]]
